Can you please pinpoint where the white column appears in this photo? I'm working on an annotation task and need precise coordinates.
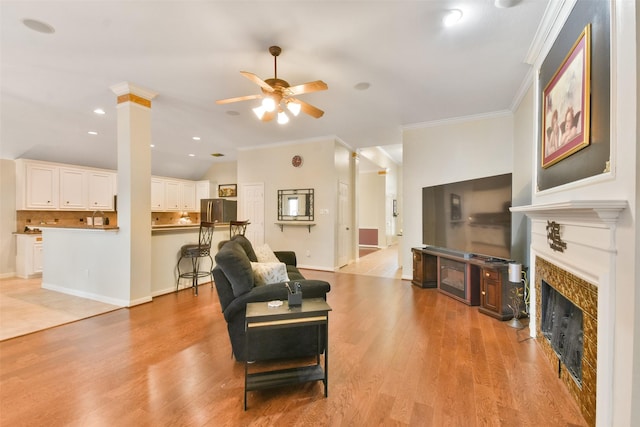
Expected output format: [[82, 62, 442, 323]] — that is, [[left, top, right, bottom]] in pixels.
[[110, 82, 157, 305]]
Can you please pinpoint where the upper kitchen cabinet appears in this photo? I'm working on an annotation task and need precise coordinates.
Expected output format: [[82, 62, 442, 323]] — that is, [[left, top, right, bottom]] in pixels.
[[164, 180, 180, 211], [180, 181, 196, 211], [16, 159, 116, 211], [88, 171, 116, 211], [196, 180, 211, 202], [151, 177, 198, 212], [151, 178, 166, 211], [59, 167, 87, 210], [18, 161, 59, 209]]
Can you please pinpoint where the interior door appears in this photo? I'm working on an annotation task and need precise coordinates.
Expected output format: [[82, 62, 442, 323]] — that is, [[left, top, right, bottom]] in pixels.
[[240, 183, 264, 245], [338, 181, 350, 267]]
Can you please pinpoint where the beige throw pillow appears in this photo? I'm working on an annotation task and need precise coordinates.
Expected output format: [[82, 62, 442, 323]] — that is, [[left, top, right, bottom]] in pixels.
[[251, 262, 290, 286], [254, 243, 280, 263]]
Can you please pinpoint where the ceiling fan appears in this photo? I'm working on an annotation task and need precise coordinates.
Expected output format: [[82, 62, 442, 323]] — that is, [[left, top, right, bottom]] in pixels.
[[216, 46, 328, 123]]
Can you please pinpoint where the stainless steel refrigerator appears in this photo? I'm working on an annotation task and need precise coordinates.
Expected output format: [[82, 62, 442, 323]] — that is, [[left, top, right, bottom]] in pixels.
[[201, 199, 237, 223]]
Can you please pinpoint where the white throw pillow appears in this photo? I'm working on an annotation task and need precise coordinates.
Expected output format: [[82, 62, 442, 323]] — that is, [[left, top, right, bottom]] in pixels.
[[254, 243, 280, 263], [251, 262, 290, 286]]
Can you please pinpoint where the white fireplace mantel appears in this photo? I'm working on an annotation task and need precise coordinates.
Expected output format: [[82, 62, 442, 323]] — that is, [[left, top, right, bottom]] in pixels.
[[511, 199, 629, 427], [510, 200, 628, 224]]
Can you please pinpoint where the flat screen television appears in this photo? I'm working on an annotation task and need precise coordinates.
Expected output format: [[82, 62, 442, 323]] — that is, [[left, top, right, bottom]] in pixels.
[[422, 173, 512, 261]]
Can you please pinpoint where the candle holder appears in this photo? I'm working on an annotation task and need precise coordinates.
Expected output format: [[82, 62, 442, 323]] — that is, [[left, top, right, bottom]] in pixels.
[[507, 263, 525, 329]]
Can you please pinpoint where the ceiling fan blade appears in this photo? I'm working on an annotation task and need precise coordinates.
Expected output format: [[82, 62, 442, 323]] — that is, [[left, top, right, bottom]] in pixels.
[[215, 94, 262, 105], [240, 71, 275, 92], [292, 98, 325, 118], [286, 80, 328, 96]]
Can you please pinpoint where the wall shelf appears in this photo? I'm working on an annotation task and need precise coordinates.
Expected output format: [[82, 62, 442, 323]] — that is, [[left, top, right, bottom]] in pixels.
[[275, 222, 316, 233]]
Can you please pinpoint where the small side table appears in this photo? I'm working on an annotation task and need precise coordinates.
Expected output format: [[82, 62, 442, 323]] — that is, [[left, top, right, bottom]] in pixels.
[[244, 298, 332, 410]]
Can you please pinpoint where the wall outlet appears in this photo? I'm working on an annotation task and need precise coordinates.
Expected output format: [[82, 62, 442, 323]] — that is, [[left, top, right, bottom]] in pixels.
[[306, 250, 311, 257]]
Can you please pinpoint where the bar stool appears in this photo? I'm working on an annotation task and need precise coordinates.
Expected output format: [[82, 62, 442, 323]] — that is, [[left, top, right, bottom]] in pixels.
[[176, 221, 215, 295], [230, 220, 250, 238]]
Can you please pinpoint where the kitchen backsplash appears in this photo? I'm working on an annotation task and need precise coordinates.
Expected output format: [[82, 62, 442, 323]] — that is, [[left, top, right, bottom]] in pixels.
[[16, 211, 201, 231]]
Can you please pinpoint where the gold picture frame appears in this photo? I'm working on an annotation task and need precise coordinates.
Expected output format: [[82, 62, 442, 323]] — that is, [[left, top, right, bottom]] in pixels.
[[218, 184, 237, 198], [541, 24, 591, 168]]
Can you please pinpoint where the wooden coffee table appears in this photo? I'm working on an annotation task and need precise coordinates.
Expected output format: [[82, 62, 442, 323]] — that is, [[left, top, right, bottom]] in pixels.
[[244, 298, 332, 410]]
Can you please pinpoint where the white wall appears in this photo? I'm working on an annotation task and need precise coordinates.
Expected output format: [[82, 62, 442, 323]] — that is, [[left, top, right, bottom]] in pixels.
[[0, 159, 17, 277], [401, 113, 514, 279]]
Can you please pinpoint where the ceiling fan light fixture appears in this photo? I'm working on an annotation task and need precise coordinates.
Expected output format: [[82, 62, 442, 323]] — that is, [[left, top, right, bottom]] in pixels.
[[443, 9, 463, 27], [262, 96, 276, 112], [277, 110, 290, 125], [286, 101, 301, 116], [252, 106, 266, 119]]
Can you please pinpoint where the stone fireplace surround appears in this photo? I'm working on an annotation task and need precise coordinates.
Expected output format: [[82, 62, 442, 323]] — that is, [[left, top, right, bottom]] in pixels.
[[511, 200, 627, 427]]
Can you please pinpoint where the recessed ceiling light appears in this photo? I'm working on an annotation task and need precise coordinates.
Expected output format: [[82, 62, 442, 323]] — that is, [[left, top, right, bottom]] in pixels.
[[150, 144, 155, 148], [188, 154, 195, 157], [443, 9, 463, 27], [494, 0, 520, 8], [22, 18, 55, 34], [354, 82, 371, 91], [88, 131, 98, 135], [93, 108, 106, 115], [192, 136, 201, 141]]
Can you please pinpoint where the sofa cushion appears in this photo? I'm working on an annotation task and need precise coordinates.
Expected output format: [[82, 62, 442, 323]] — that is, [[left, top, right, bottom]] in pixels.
[[215, 240, 254, 297], [251, 262, 290, 286], [230, 235, 258, 262], [254, 243, 280, 263]]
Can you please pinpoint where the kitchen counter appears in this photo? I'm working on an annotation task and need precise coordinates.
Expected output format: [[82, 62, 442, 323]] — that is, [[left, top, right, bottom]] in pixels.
[[151, 222, 230, 232]]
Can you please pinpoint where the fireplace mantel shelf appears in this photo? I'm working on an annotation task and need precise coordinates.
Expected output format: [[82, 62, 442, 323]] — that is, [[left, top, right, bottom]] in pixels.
[[510, 200, 628, 224]]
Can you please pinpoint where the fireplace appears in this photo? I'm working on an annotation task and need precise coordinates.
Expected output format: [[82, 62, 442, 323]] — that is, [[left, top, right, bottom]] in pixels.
[[535, 257, 597, 426], [511, 200, 626, 427], [541, 279, 584, 385]]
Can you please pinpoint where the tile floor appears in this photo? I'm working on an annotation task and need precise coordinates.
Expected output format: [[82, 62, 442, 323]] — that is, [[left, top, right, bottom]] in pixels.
[[0, 277, 122, 341]]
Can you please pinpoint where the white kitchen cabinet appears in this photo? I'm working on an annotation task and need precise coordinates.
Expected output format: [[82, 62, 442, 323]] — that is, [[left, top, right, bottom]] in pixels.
[[59, 167, 87, 210], [88, 171, 115, 210], [196, 180, 210, 203], [151, 179, 165, 211], [23, 162, 59, 209], [180, 181, 196, 211], [165, 180, 180, 211], [16, 234, 44, 278]]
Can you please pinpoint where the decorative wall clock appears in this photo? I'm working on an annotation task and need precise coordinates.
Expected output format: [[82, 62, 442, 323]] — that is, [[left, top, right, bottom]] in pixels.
[[292, 155, 303, 168]]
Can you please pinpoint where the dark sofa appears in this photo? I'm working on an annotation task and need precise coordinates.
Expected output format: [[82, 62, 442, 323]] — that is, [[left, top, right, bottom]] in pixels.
[[212, 235, 331, 361]]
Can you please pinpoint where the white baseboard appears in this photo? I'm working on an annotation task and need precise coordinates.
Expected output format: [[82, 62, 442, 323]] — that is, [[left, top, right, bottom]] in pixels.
[[0, 272, 17, 279], [42, 282, 129, 307]]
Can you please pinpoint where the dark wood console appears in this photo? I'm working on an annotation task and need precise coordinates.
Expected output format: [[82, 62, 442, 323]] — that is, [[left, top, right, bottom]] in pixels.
[[411, 247, 512, 316]]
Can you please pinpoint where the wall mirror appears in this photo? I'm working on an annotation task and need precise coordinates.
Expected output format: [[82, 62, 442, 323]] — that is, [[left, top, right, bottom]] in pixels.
[[278, 189, 314, 221]]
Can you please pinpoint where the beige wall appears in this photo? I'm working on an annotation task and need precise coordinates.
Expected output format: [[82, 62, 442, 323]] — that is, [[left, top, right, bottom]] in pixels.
[[201, 161, 237, 199], [0, 159, 17, 277], [237, 138, 355, 270]]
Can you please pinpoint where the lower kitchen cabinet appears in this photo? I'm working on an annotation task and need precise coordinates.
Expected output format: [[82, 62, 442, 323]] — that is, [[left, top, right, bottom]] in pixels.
[[16, 234, 43, 279]]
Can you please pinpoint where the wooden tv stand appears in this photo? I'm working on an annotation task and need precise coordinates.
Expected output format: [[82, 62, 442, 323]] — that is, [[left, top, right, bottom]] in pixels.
[[411, 247, 511, 313]]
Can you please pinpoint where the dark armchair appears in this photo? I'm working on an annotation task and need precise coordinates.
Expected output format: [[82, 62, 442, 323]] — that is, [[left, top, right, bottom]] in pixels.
[[212, 236, 331, 361]]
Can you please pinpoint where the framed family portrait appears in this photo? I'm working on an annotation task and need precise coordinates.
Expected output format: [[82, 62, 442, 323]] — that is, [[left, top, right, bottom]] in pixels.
[[218, 184, 237, 198], [541, 24, 591, 168]]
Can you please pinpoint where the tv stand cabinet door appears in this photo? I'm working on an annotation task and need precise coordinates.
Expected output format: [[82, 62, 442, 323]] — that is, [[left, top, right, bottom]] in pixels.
[[411, 248, 437, 288], [479, 267, 511, 320]]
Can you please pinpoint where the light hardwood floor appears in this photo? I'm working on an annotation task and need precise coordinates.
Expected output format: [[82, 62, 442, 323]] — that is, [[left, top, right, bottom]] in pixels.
[[0, 247, 587, 426]]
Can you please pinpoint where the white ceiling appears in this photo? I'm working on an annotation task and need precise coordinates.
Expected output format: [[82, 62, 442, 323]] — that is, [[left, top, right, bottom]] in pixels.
[[1, 0, 548, 180]]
